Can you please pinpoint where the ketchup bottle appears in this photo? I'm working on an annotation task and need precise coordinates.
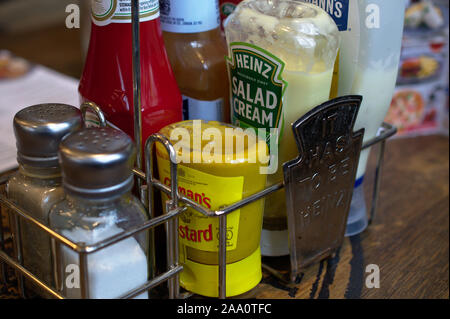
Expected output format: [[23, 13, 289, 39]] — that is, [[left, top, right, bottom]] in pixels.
[[79, 0, 182, 148]]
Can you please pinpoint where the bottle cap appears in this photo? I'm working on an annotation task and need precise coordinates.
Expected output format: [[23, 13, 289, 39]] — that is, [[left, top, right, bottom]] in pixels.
[[59, 127, 136, 198], [13, 103, 83, 167]]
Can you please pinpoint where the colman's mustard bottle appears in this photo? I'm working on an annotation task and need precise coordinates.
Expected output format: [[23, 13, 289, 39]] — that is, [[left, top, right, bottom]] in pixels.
[[156, 120, 268, 297]]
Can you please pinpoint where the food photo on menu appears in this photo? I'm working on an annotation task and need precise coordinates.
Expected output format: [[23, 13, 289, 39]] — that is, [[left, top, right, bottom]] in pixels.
[[0, 0, 448, 307]]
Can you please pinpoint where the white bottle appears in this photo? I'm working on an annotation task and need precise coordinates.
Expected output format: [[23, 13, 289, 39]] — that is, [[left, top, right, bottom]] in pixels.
[[297, 0, 406, 236], [342, 0, 406, 236]]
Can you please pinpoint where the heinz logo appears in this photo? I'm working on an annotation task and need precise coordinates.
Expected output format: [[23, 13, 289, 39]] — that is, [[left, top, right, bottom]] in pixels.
[[179, 224, 213, 243]]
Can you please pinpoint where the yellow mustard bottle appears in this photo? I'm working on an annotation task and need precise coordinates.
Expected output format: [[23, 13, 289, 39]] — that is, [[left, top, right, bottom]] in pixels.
[[156, 120, 267, 297]]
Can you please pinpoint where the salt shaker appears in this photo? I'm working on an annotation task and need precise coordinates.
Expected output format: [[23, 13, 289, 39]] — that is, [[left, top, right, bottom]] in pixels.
[[49, 127, 149, 299], [7, 103, 83, 296]]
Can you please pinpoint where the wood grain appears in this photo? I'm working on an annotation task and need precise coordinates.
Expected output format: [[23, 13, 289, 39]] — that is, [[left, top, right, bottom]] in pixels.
[[255, 135, 449, 299]]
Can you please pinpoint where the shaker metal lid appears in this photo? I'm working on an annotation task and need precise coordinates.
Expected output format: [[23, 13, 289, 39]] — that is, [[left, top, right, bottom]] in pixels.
[[13, 103, 83, 167], [59, 127, 136, 198]]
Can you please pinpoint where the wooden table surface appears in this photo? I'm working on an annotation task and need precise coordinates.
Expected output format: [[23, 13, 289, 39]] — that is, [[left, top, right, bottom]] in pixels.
[[1, 135, 448, 299], [255, 134, 449, 299], [0, 25, 449, 300]]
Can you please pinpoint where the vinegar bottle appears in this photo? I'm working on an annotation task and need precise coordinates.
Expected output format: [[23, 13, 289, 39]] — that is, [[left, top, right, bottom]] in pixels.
[[79, 0, 182, 147], [160, 0, 230, 122]]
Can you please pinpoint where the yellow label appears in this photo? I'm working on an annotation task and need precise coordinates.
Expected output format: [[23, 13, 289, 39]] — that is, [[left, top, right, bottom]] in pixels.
[[158, 158, 244, 252]]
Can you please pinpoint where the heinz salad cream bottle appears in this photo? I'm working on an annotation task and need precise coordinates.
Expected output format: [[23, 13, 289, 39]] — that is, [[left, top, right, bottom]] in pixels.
[[225, 0, 340, 256]]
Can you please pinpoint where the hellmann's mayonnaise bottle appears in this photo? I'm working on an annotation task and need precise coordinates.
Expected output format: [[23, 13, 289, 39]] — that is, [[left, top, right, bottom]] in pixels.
[[224, 0, 340, 256], [338, 0, 406, 236], [299, 0, 406, 236]]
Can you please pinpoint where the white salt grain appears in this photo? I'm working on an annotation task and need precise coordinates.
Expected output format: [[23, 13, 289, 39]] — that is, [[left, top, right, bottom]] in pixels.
[[61, 224, 148, 299]]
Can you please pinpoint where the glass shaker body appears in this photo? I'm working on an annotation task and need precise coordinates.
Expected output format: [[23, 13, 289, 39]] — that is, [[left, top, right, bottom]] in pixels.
[[49, 193, 149, 299], [6, 103, 82, 296], [49, 127, 149, 299], [225, 0, 340, 256], [7, 165, 63, 295]]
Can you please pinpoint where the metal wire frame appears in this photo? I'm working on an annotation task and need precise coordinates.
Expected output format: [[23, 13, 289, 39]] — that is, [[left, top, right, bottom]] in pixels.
[[364, 123, 397, 224], [0, 120, 397, 299], [0, 0, 398, 299], [0, 119, 396, 300], [140, 122, 397, 299], [0, 185, 186, 299]]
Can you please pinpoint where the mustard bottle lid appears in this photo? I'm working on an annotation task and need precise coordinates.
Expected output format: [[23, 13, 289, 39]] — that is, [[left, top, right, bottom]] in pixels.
[[157, 120, 268, 165]]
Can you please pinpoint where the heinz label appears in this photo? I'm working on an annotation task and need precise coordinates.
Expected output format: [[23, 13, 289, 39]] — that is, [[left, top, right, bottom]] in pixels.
[[158, 158, 244, 252], [91, 0, 160, 26], [227, 42, 287, 152]]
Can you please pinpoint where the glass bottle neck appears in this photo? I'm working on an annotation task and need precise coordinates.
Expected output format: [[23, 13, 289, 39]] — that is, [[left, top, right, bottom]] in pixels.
[[19, 164, 61, 179], [163, 27, 222, 40]]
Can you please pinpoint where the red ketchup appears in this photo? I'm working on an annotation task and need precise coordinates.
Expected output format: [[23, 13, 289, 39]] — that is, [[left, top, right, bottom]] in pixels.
[[79, 1, 182, 149]]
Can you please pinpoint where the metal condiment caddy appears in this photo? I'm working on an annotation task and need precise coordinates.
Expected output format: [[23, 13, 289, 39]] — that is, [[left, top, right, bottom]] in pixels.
[[0, 0, 397, 299]]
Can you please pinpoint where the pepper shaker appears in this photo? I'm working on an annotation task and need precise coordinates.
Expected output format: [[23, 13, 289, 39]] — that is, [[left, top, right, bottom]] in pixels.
[[7, 103, 82, 297]]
